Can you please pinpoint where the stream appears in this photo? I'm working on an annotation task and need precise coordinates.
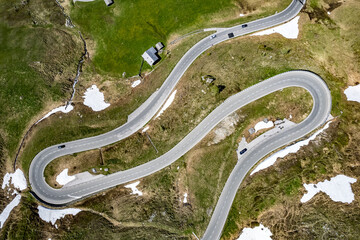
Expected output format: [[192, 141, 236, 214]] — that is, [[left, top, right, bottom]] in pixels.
[[13, 0, 88, 170]]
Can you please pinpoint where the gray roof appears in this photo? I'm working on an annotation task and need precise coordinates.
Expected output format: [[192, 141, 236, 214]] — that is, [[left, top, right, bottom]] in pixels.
[[147, 47, 157, 55], [155, 42, 164, 50], [142, 47, 159, 65], [104, 0, 114, 6]]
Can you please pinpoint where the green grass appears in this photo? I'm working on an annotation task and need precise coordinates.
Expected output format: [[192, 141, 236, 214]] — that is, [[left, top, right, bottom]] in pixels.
[[0, 0, 82, 159], [69, 0, 291, 76], [3, 0, 360, 238], [69, 86, 311, 239], [20, 31, 212, 174]]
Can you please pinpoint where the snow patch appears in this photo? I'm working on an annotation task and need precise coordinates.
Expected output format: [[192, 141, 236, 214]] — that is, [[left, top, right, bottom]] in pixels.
[[65, 18, 74, 28], [344, 85, 360, 103], [155, 90, 177, 119], [236, 224, 273, 240], [125, 181, 143, 196], [131, 80, 141, 88], [2, 169, 27, 191], [82, 85, 110, 111], [1, 169, 27, 228], [183, 193, 188, 203], [251, 120, 332, 175], [37, 105, 74, 124], [239, 13, 245, 17], [37, 206, 81, 226], [65, 172, 104, 187], [301, 175, 357, 203], [254, 121, 274, 133], [56, 169, 76, 186], [0, 194, 21, 228], [252, 16, 300, 39], [142, 126, 149, 132]]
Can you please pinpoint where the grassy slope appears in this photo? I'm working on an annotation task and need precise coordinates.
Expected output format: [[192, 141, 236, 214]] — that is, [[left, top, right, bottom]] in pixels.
[[19, 0, 291, 174], [0, 0, 82, 160], [69, 0, 291, 76], [0, 1, 82, 238], [222, 0, 360, 238], [19, 30, 212, 174], [2, 0, 360, 239], [54, 0, 360, 238]]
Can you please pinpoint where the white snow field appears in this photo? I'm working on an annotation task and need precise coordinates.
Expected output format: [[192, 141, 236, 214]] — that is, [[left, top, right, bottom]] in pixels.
[[2, 169, 27, 191], [82, 85, 110, 111], [236, 224, 273, 240], [155, 90, 177, 119], [56, 169, 76, 186], [344, 85, 360, 103], [37, 105, 74, 124], [37, 206, 81, 226], [131, 80, 141, 88], [183, 193, 188, 203], [0, 194, 21, 228], [142, 126, 149, 132], [254, 120, 274, 132], [0, 169, 27, 228], [251, 120, 332, 175], [301, 175, 357, 203], [125, 181, 143, 196], [252, 16, 300, 39]]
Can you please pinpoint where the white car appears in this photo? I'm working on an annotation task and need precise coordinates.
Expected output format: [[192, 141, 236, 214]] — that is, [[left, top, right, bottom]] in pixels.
[[209, 34, 216, 39]]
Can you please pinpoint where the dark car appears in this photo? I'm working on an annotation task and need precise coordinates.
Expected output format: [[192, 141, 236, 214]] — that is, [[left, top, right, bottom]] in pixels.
[[241, 24, 248, 28], [58, 145, 66, 149], [240, 148, 247, 155], [228, 32, 234, 38]]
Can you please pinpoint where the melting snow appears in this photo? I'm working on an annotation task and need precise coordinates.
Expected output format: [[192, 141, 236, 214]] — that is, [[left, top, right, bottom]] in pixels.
[[142, 126, 149, 132], [251, 121, 332, 175], [37, 105, 74, 124], [37, 206, 81, 226], [344, 85, 360, 103], [2, 169, 27, 191], [65, 18, 74, 28], [1, 169, 27, 228], [301, 175, 357, 203], [236, 224, 273, 240], [82, 85, 110, 111], [125, 181, 143, 196], [0, 194, 21, 228], [155, 90, 177, 119], [131, 80, 141, 88], [183, 193, 188, 203], [254, 121, 274, 133], [239, 13, 245, 17], [252, 16, 300, 39], [56, 169, 75, 186]]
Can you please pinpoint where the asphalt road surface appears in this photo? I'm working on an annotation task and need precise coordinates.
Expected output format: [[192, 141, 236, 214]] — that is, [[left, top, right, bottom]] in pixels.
[[201, 71, 331, 239], [28, 0, 332, 238]]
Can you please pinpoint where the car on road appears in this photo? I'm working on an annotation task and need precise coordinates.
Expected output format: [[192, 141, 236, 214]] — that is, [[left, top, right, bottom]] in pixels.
[[241, 24, 248, 28], [58, 145, 66, 149], [228, 32, 234, 38], [209, 34, 216, 39], [239, 148, 247, 155]]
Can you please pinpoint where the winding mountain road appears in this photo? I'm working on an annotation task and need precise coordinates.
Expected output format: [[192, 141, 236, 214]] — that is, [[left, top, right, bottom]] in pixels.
[[28, 0, 332, 238]]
